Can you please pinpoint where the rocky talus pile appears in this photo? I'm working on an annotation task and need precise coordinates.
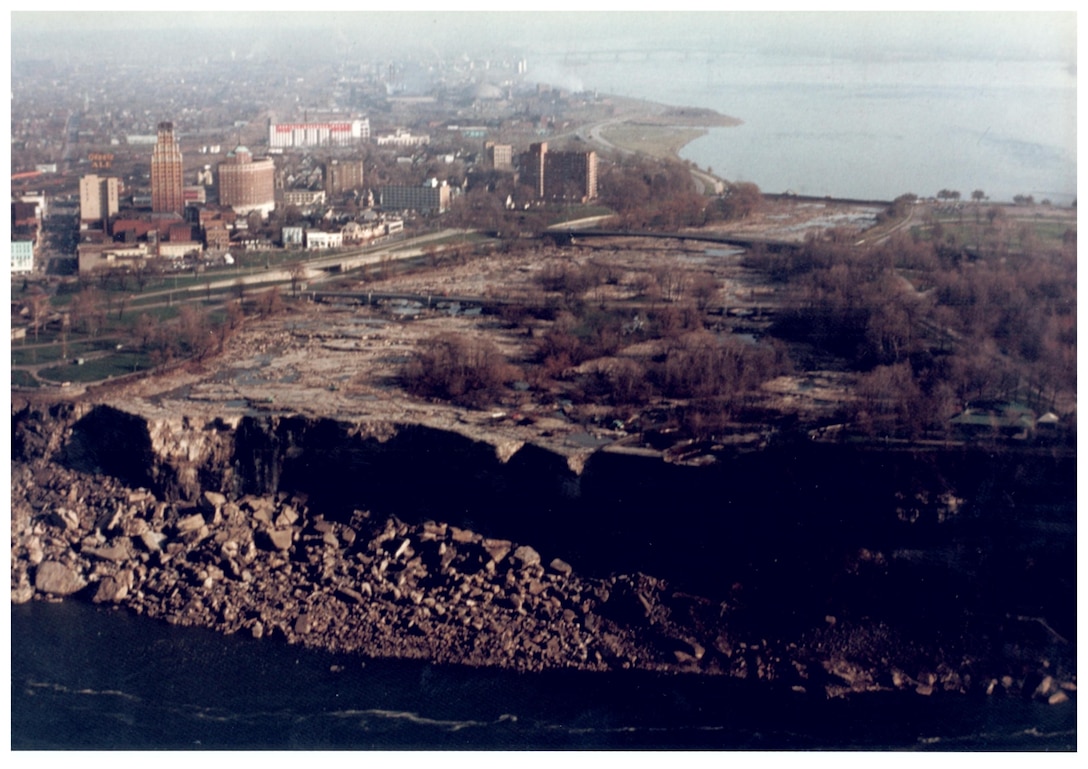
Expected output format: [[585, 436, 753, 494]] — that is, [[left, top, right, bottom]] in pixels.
[[10, 459, 1076, 705]]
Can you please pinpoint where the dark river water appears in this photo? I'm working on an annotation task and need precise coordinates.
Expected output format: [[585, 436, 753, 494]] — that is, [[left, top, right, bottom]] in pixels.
[[11, 600, 1075, 751]]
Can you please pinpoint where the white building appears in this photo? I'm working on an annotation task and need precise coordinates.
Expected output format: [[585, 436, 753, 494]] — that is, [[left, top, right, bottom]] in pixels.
[[282, 226, 304, 246], [281, 189, 327, 209], [305, 230, 343, 250], [11, 241, 34, 273], [268, 119, 370, 148], [79, 174, 121, 224], [375, 128, 430, 148], [158, 241, 203, 260], [340, 220, 388, 244]]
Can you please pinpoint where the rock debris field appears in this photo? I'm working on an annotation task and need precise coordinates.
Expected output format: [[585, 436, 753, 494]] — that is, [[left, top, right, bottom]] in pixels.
[[9, 455, 1076, 703]]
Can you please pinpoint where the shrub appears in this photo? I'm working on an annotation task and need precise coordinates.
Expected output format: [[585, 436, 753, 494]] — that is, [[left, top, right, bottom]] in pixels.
[[403, 333, 517, 407]]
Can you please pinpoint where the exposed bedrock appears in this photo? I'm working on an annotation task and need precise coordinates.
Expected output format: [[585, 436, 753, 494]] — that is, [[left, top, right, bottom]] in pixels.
[[28, 402, 1077, 635], [10, 401, 1076, 697]]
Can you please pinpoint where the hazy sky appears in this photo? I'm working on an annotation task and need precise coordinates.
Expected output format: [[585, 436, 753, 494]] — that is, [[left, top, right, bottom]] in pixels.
[[9, 11, 1078, 66]]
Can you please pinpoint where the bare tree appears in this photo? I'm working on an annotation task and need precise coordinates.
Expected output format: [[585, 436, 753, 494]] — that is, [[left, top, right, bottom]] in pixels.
[[690, 272, 719, 311], [133, 313, 156, 349], [257, 286, 284, 316], [718, 181, 764, 220], [70, 287, 105, 336], [288, 262, 307, 296], [25, 288, 49, 341]]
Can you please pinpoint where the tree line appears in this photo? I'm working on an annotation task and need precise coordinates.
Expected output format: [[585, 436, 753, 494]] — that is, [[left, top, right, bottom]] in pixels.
[[762, 218, 1075, 438]]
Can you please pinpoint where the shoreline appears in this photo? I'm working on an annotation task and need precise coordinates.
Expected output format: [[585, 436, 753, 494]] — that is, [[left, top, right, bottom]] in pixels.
[[16, 599, 1076, 750], [596, 123, 712, 162], [552, 90, 739, 185], [580, 90, 1075, 206]]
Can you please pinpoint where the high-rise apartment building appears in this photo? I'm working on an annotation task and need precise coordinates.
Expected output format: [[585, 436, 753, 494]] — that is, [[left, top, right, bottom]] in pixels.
[[518, 143, 598, 202], [545, 149, 598, 201], [379, 179, 452, 214], [79, 174, 120, 224], [325, 158, 365, 196], [151, 121, 184, 215], [218, 146, 276, 217], [484, 141, 514, 172], [520, 142, 548, 198]]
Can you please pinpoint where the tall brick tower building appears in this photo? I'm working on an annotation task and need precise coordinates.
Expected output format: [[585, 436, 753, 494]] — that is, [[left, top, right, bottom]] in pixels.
[[151, 121, 184, 215]]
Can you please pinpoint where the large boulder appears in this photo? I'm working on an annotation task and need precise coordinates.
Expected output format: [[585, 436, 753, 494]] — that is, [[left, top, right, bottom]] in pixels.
[[450, 526, 479, 544], [549, 558, 573, 577], [92, 571, 133, 604], [243, 496, 276, 525], [199, 490, 228, 514], [175, 512, 206, 534], [12, 575, 34, 604], [25, 536, 44, 566], [482, 538, 512, 564], [512, 545, 541, 569], [421, 521, 448, 540], [34, 561, 86, 596], [668, 637, 706, 664], [139, 530, 167, 552], [274, 505, 299, 528], [48, 507, 81, 532], [84, 543, 132, 563], [263, 528, 294, 551]]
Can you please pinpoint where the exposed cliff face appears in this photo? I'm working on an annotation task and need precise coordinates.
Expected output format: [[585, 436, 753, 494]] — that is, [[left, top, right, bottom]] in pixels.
[[19, 401, 1075, 621], [9, 400, 1076, 700], [228, 415, 583, 522], [58, 405, 240, 503]]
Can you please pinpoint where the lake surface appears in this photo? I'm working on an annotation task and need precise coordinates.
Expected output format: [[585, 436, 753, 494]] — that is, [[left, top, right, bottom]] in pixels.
[[11, 600, 1076, 750], [528, 51, 1076, 205]]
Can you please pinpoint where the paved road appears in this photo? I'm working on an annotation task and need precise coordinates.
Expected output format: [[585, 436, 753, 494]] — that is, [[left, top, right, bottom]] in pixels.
[[127, 229, 472, 301], [863, 202, 920, 246], [584, 119, 725, 195]]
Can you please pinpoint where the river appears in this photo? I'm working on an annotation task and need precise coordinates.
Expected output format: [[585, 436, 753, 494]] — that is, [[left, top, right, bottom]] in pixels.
[[526, 48, 1076, 205], [11, 600, 1076, 750]]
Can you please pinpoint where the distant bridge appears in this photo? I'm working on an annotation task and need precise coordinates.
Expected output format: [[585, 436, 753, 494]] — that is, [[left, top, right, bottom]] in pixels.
[[558, 48, 730, 65]]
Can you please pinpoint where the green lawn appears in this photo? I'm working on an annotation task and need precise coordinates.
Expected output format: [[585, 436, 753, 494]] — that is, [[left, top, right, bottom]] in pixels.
[[10, 338, 119, 366], [11, 369, 40, 388], [1028, 220, 1076, 242], [11, 345, 66, 366], [116, 305, 181, 326], [38, 351, 154, 384], [913, 218, 1074, 252]]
